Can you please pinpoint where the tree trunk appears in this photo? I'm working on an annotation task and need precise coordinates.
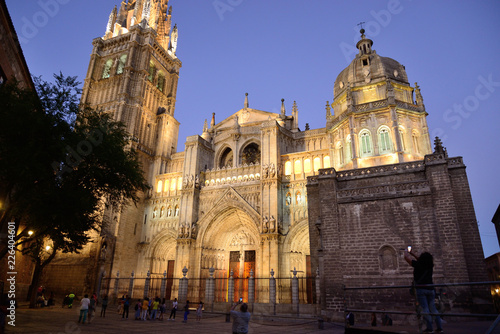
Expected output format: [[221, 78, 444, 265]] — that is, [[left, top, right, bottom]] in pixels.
[[29, 260, 43, 309], [28, 248, 57, 308]]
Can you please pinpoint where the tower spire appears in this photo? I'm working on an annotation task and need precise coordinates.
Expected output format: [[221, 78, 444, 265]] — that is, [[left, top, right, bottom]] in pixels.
[[105, 6, 117, 37], [281, 98, 286, 116], [244, 93, 249, 109]]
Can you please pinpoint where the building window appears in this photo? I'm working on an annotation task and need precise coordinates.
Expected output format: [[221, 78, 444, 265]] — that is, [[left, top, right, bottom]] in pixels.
[[178, 177, 182, 190], [284, 161, 292, 175], [360, 130, 372, 156], [219, 147, 233, 168], [336, 142, 344, 165], [163, 180, 169, 192], [157, 72, 165, 92], [148, 61, 156, 82], [304, 158, 312, 173], [170, 178, 176, 191], [241, 143, 260, 165], [313, 157, 321, 172], [412, 131, 420, 154], [323, 155, 331, 168], [116, 54, 127, 74], [378, 127, 392, 153], [294, 160, 302, 174], [102, 59, 113, 79], [157, 180, 162, 193]]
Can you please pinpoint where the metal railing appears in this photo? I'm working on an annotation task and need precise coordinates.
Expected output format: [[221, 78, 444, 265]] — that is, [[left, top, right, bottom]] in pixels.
[[344, 281, 499, 334]]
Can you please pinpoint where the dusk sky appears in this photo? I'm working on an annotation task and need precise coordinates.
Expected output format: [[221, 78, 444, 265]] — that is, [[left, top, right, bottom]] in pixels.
[[5, 0, 500, 256]]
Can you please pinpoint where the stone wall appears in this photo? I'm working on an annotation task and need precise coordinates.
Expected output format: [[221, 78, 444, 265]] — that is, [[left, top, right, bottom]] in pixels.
[[307, 153, 490, 321]]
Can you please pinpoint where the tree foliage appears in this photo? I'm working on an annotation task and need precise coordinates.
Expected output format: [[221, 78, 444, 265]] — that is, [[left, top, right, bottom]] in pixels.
[[0, 73, 149, 258]]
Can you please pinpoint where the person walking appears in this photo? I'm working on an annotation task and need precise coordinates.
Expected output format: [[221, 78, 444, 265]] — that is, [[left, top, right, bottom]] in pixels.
[[141, 298, 149, 321], [78, 294, 90, 324], [88, 294, 97, 323], [134, 299, 142, 320], [158, 298, 166, 321], [405, 250, 443, 334], [168, 298, 178, 321], [230, 300, 251, 334], [122, 295, 130, 319], [151, 297, 159, 320], [196, 301, 203, 321], [182, 300, 190, 323], [100, 295, 108, 317]]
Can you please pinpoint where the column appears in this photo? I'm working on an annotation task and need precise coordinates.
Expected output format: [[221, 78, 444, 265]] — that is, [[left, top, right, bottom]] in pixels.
[[178, 266, 189, 304], [128, 271, 135, 297], [160, 270, 167, 298], [248, 269, 255, 305], [143, 270, 151, 298], [292, 267, 299, 305]]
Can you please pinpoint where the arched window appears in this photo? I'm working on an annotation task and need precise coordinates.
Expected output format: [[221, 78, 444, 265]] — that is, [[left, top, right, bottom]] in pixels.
[[167, 206, 172, 217], [156, 180, 162, 193], [174, 205, 179, 216], [170, 178, 176, 191], [116, 54, 127, 74], [219, 147, 233, 168], [359, 130, 372, 156], [163, 179, 169, 192], [313, 157, 321, 172], [304, 158, 311, 173], [294, 160, 302, 174], [148, 61, 156, 82], [177, 177, 182, 190], [412, 131, 420, 154], [284, 161, 292, 175], [323, 156, 331, 168], [241, 143, 260, 165], [378, 126, 392, 153], [346, 135, 352, 161], [399, 127, 406, 151], [157, 72, 165, 92], [102, 59, 113, 79]]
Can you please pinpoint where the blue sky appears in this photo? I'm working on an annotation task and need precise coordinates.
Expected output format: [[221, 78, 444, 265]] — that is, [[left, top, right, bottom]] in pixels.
[[5, 0, 500, 256]]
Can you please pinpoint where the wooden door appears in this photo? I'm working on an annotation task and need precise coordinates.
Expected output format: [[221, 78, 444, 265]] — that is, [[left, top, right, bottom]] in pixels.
[[229, 251, 240, 303], [165, 260, 174, 300]]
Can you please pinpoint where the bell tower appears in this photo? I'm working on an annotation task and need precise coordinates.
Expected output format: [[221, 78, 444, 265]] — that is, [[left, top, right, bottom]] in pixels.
[[81, 0, 182, 184], [80, 0, 182, 283]]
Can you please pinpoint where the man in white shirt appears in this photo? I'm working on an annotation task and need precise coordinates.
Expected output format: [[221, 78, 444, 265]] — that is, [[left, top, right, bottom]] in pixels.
[[78, 294, 91, 324]]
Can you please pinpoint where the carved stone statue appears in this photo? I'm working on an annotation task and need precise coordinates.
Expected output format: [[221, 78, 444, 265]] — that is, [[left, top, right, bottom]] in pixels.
[[100, 244, 107, 260], [195, 175, 200, 188], [270, 163, 276, 178], [170, 23, 178, 53], [262, 216, 269, 233], [180, 224, 185, 238], [269, 216, 276, 233]]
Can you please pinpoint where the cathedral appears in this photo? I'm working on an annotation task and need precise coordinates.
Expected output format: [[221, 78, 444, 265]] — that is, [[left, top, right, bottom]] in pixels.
[[40, 0, 488, 320]]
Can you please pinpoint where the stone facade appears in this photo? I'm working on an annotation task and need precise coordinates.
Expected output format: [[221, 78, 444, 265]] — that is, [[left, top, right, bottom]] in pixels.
[[35, 2, 487, 320]]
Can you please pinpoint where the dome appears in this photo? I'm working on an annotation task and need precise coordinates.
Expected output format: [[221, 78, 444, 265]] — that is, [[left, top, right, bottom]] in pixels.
[[333, 33, 409, 99]]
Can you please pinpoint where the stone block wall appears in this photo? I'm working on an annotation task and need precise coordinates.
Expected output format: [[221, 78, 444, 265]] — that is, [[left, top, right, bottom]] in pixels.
[[307, 154, 490, 321]]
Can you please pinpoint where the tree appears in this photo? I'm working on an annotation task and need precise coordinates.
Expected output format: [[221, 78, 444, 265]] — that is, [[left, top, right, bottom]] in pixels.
[[0, 74, 149, 307]]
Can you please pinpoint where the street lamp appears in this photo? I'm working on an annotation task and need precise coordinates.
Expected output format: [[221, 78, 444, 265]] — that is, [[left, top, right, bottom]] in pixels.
[[28, 230, 33, 236], [45, 245, 51, 251]]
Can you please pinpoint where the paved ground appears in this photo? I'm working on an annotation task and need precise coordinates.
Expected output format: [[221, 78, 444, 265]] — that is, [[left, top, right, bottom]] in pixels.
[[5, 305, 342, 334], [5, 305, 500, 334]]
